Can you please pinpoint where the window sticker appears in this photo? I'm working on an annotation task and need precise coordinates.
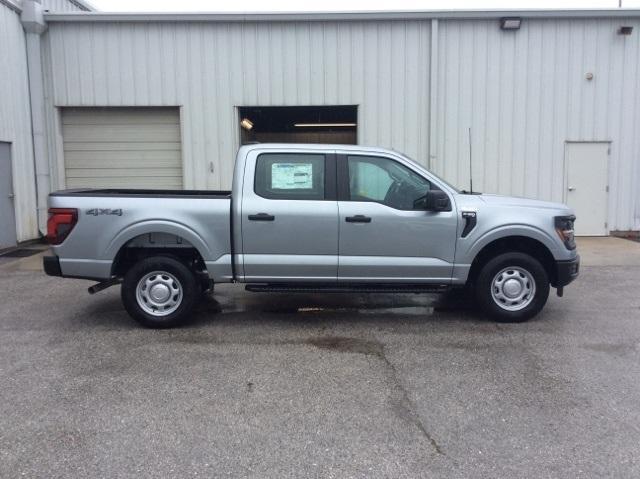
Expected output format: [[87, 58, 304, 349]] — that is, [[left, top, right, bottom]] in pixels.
[[271, 163, 313, 189]]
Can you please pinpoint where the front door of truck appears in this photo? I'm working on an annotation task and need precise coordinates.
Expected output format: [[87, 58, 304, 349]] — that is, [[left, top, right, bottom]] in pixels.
[[240, 149, 338, 282], [337, 153, 457, 283]]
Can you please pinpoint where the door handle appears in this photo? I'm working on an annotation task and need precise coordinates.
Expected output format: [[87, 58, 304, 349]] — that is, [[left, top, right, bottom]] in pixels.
[[568, 186, 576, 191], [7, 194, 14, 199], [248, 213, 275, 221], [345, 215, 372, 223]]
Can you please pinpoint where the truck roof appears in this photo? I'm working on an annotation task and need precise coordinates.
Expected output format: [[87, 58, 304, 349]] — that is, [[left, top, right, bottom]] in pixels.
[[238, 143, 401, 156]]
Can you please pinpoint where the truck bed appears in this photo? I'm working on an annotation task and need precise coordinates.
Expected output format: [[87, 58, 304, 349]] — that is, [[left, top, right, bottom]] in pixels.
[[47, 188, 233, 281]]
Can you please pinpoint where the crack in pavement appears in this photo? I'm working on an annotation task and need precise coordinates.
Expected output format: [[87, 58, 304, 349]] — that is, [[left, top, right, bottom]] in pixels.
[[378, 346, 445, 456], [308, 335, 445, 456], [104, 331, 447, 456]]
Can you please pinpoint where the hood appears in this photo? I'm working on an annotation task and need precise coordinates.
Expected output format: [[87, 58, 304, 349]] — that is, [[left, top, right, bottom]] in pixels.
[[477, 194, 571, 212]]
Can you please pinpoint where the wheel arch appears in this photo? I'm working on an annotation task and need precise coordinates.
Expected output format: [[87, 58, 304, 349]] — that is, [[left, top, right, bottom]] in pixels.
[[106, 221, 211, 277], [467, 235, 558, 287]]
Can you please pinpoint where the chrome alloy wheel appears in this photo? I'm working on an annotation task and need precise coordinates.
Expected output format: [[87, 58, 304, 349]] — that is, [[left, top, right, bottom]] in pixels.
[[136, 271, 183, 316], [490, 266, 536, 311]]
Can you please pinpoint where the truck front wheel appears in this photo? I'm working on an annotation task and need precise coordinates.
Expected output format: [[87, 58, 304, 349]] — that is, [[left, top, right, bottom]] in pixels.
[[121, 256, 199, 328], [475, 252, 549, 323]]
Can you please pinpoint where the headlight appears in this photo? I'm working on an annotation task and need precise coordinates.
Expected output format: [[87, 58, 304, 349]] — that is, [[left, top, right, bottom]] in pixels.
[[555, 215, 576, 250]]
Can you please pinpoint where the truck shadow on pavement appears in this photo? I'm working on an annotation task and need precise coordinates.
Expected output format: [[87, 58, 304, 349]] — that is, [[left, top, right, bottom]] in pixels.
[[80, 286, 491, 331]]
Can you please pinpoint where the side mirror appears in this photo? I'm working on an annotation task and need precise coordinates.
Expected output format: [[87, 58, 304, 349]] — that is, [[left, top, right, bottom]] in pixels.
[[424, 190, 451, 212]]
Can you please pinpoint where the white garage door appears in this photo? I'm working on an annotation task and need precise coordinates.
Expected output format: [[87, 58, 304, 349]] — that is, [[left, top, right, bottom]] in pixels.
[[62, 107, 182, 189]]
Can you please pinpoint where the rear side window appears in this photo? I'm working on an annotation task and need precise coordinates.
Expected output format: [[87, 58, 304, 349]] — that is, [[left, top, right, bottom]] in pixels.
[[255, 153, 325, 200]]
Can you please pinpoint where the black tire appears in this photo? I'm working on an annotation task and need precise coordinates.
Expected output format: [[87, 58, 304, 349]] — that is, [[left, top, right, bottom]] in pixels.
[[474, 252, 549, 323], [121, 256, 199, 328]]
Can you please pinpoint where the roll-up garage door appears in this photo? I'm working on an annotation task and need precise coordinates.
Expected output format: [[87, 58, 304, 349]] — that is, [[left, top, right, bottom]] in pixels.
[[62, 107, 182, 189]]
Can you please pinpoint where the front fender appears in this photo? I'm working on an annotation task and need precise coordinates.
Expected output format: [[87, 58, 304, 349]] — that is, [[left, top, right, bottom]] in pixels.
[[459, 224, 564, 264]]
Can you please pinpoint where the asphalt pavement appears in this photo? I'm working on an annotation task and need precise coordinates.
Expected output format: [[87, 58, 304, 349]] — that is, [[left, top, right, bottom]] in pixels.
[[1, 237, 639, 478]]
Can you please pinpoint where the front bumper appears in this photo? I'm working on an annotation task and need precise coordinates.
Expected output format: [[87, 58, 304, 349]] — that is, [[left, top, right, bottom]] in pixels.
[[555, 255, 580, 287], [43, 255, 62, 277]]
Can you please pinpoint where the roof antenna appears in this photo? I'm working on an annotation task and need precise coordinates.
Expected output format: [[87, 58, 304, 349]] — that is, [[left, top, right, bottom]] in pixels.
[[468, 127, 473, 194]]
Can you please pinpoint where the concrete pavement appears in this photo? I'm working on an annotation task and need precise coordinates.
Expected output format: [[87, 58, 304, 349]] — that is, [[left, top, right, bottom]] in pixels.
[[0, 237, 639, 478]]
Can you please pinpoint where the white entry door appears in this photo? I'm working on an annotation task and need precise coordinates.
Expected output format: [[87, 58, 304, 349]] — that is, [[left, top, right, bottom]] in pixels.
[[565, 142, 609, 236]]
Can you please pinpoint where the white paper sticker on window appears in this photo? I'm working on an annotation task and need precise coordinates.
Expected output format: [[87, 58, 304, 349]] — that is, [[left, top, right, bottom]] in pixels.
[[271, 163, 313, 189]]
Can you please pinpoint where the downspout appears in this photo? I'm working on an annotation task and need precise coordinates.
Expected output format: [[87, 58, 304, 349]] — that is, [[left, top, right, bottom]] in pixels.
[[428, 18, 438, 171], [21, 0, 49, 235]]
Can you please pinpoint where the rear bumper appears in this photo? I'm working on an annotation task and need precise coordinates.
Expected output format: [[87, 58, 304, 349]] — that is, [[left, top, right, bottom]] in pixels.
[[43, 255, 62, 277], [555, 255, 580, 287], [43, 255, 108, 281]]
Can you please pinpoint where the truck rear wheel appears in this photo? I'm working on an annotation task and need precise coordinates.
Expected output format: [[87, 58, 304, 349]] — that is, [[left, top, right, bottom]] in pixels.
[[121, 256, 199, 328], [475, 252, 549, 323]]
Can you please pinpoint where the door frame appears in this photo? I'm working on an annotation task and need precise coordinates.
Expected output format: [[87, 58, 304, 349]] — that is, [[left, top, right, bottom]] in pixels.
[[563, 140, 610, 235]]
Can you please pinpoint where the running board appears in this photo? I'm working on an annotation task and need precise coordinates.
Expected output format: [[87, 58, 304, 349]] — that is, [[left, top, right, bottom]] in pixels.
[[245, 283, 450, 294]]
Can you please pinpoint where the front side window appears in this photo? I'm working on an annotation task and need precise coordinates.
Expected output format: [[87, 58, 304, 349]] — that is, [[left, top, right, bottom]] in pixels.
[[255, 153, 325, 200], [347, 155, 433, 210]]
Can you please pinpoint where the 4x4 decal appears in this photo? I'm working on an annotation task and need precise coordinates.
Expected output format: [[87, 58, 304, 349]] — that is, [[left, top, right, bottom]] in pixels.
[[85, 208, 123, 216]]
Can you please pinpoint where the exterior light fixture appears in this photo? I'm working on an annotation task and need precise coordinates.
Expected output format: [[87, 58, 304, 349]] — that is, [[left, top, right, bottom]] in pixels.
[[240, 118, 253, 130], [618, 26, 633, 35], [294, 123, 357, 128], [500, 17, 522, 30]]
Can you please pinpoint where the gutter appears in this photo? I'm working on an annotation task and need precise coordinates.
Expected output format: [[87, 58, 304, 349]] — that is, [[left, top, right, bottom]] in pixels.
[[1, 0, 93, 13], [43, 8, 640, 23], [62, 0, 94, 11], [0, 0, 21, 13]]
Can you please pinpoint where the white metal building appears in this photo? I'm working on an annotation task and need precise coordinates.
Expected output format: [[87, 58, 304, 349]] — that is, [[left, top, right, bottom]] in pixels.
[[1, 1, 640, 248], [1, 0, 91, 248]]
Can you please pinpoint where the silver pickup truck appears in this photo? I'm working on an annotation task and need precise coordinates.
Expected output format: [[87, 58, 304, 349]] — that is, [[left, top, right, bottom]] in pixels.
[[44, 144, 579, 328]]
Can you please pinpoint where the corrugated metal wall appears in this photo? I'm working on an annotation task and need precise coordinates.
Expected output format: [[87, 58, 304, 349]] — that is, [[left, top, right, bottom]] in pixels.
[[0, 3, 38, 242], [434, 18, 640, 231], [40, 15, 640, 232], [42, 20, 432, 191]]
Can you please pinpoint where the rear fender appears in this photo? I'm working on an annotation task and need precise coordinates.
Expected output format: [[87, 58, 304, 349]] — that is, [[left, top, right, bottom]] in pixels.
[[104, 220, 214, 262]]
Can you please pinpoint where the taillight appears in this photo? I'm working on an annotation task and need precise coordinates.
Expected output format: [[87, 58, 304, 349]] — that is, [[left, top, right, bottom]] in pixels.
[[47, 208, 78, 245], [555, 215, 576, 250]]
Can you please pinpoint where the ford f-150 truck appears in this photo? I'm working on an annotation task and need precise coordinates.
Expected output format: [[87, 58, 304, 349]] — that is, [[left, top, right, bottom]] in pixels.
[[44, 144, 579, 328]]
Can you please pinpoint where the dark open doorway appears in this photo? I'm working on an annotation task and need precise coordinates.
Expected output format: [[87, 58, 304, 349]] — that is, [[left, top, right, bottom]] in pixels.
[[239, 105, 357, 145]]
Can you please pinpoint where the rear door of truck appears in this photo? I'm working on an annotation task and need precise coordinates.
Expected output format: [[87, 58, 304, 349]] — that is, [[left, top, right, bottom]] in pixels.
[[240, 148, 338, 282]]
